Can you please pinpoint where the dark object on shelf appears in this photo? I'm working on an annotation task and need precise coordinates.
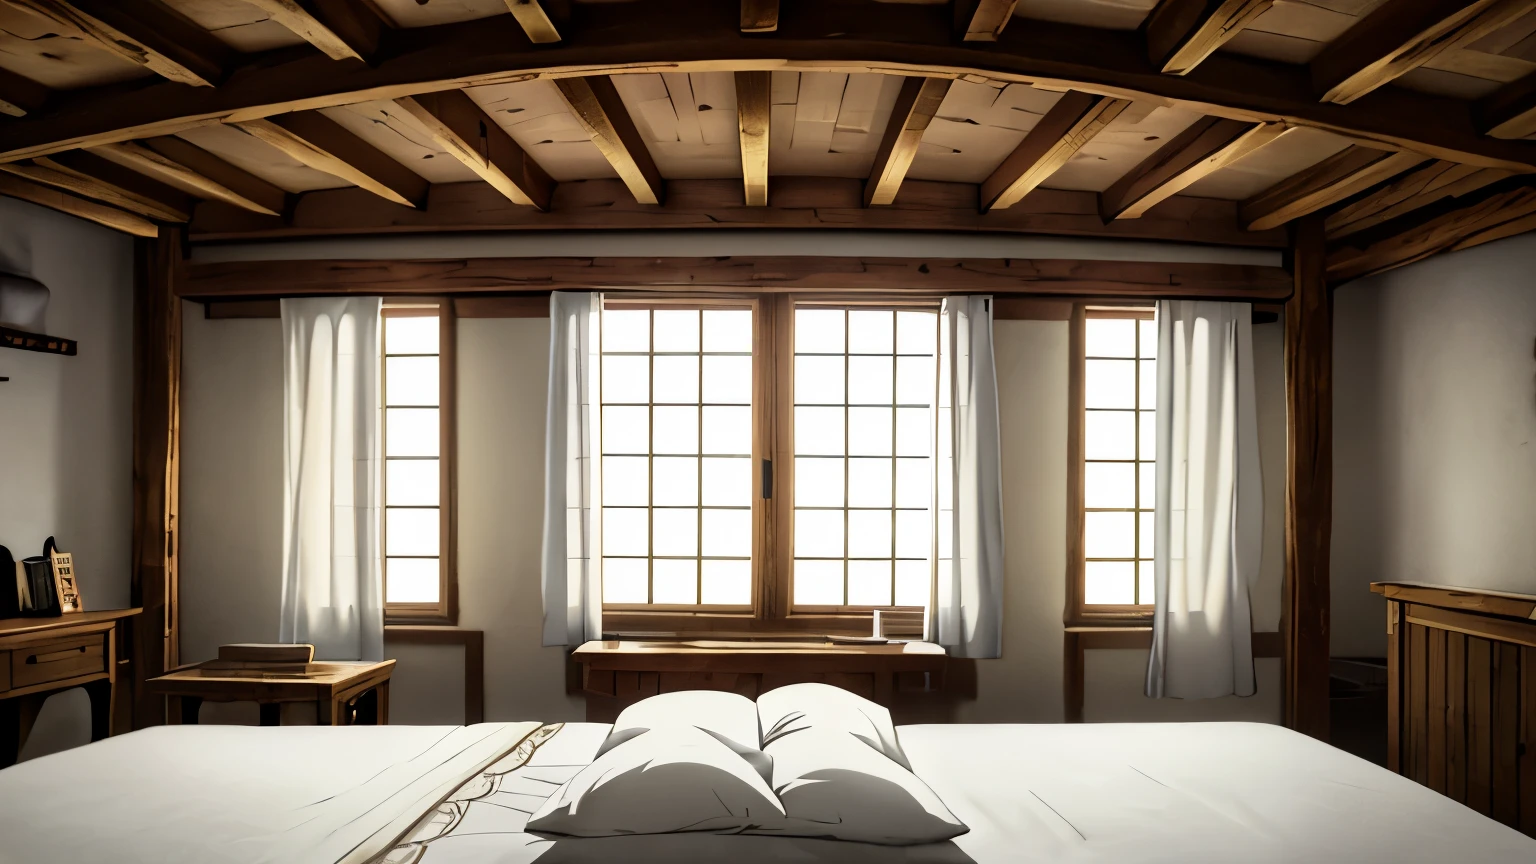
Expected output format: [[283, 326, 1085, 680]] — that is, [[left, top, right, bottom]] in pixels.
[[3, 538, 65, 618], [0, 325, 76, 356]]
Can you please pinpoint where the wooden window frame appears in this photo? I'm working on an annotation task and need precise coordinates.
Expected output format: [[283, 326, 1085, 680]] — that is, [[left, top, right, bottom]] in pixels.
[[1067, 303, 1155, 627], [600, 293, 938, 638], [381, 299, 457, 625]]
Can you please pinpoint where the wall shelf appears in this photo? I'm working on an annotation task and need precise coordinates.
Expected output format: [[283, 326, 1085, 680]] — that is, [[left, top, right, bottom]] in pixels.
[[0, 325, 76, 356]]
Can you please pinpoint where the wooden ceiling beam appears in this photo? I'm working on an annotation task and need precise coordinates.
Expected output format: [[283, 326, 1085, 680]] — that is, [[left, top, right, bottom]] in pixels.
[[1478, 73, 1536, 139], [1239, 146, 1429, 232], [90, 138, 288, 217], [1312, 0, 1536, 105], [735, 71, 771, 206], [980, 91, 1129, 212], [0, 150, 192, 221], [0, 67, 48, 118], [235, 112, 429, 208], [5, 7, 1536, 171], [955, 0, 1020, 42], [1327, 180, 1536, 282], [239, 0, 385, 63], [395, 90, 554, 211], [554, 76, 664, 205], [741, 0, 778, 32], [8, 0, 230, 88], [1102, 117, 1285, 220], [865, 77, 952, 207], [1146, 0, 1274, 76], [1325, 160, 1514, 240], [0, 172, 157, 236], [505, 0, 562, 44]]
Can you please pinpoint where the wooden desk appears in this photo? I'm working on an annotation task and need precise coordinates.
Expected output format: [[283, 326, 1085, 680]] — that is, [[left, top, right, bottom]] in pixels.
[[0, 608, 140, 768], [572, 640, 946, 722], [149, 659, 395, 726]]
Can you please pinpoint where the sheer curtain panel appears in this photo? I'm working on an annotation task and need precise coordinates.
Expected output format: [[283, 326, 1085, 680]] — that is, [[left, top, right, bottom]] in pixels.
[[541, 292, 603, 646], [1145, 300, 1263, 699], [935, 296, 1005, 659], [279, 297, 384, 661]]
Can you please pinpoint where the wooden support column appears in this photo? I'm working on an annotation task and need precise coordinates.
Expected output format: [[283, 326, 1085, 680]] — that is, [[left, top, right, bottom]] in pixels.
[[1283, 215, 1331, 742], [131, 230, 182, 728]]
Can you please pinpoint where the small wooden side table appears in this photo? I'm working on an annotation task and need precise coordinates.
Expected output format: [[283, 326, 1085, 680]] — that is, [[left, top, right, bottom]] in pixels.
[[149, 659, 395, 726], [0, 608, 140, 768]]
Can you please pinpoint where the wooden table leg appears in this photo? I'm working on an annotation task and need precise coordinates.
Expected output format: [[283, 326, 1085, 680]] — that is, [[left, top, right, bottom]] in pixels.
[[377, 681, 389, 726], [0, 695, 45, 767], [84, 679, 114, 741], [258, 703, 281, 726], [179, 696, 203, 725], [318, 697, 337, 726]]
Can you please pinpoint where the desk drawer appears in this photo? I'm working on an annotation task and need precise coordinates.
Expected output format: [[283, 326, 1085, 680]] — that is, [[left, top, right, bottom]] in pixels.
[[11, 635, 105, 689]]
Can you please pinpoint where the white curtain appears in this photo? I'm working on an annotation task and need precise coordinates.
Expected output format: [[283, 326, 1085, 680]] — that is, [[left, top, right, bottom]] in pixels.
[[935, 296, 1005, 659], [279, 297, 384, 662], [541, 291, 603, 647], [1145, 301, 1263, 699]]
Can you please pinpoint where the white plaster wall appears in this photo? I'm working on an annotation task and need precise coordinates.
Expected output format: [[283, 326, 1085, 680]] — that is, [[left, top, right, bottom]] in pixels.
[[0, 198, 134, 759], [1333, 235, 1536, 659]]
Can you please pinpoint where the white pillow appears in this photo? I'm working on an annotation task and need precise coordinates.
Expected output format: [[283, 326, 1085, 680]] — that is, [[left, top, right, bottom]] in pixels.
[[757, 728, 968, 846], [525, 725, 786, 837], [599, 690, 768, 781], [757, 682, 911, 770]]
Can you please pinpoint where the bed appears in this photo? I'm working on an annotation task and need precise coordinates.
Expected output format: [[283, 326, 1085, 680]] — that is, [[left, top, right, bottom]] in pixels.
[[0, 716, 1530, 864]]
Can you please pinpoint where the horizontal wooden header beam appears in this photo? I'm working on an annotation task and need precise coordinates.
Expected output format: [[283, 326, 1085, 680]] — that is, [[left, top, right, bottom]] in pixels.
[[2, 2, 1534, 172], [179, 255, 1291, 301], [1327, 179, 1536, 282]]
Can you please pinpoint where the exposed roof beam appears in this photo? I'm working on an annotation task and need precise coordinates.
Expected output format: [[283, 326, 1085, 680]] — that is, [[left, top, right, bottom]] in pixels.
[[1239, 146, 1428, 232], [554, 76, 664, 205], [1312, 0, 1536, 105], [0, 172, 157, 236], [1478, 73, 1536, 139], [235, 113, 429, 208], [8, 0, 230, 88], [1325, 161, 1515, 240], [1102, 117, 1285, 220], [741, 0, 778, 33], [1146, 0, 1274, 76], [955, 0, 1020, 42], [504, 0, 562, 44], [0, 150, 191, 221], [90, 138, 288, 217], [239, 0, 384, 63], [980, 90, 1128, 212], [0, 67, 48, 118], [395, 90, 554, 211], [3, 7, 1536, 171], [865, 77, 952, 207], [1327, 180, 1536, 282], [735, 71, 771, 206]]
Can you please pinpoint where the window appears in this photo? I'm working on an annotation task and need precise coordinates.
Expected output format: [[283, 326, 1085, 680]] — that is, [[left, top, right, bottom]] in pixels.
[[1071, 306, 1156, 622], [381, 303, 455, 622], [598, 297, 939, 636]]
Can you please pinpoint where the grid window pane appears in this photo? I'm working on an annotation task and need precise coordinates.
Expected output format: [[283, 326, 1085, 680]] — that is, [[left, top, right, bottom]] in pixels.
[[603, 508, 648, 557], [702, 509, 752, 557], [387, 508, 439, 557], [894, 509, 931, 559], [895, 458, 930, 509], [603, 559, 648, 603], [702, 406, 751, 455], [386, 357, 439, 406], [895, 356, 935, 406], [794, 508, 844, 558], [385, 409, 439, 457], [602, 356, 649, 403], [895, 408, 930, 457], [795, 458, 844, 507], [603, 406, 649, 454], [385, 558, 439, 603], [1086, 359, 1136, 409], [701, 560, 751, 604], [1139, 320, 1157, 359], [847, 560, 893, 606], [653, 508, 699, 557], [1084, 311, 1157, 607], [1085, 511, 1135, 559], [653, 406, 699, 454], [796, 309, 844, 353], [848, 310, 893, 354], [1139, 561, 1155, 604], [847, 458, 892, 508], [1085, 561, 1136, 605], [847, 510, 892, 558], [1086, 318, 1135, 358], [1140, 462, 1157, 510], [385, 316, 438, 354], [702, 457, 751, 507], [796, 355, 844, 404], [896, 311, 936, 354], [602, 309, 649, 351], [848, 356, 893, 404], [384, 313, 445, 613], [602, 456, 649, 506], [702, 356, 752, 404], [1084, 462, 1134, 509], [652, 559, 698, 604], [1139, 360, 1157, 410], [653, 309, 700, 352], [703, 310, 752, 352], [653, 355, 700, 403], [386, 460, 439, 507], [895, 560, 930, 606], [1084, 411, 1135, 460], [794, 560, 844, 605], [848, 407, 893, 456], [651, 456, 698, 506], [795, 406, 845, 455]]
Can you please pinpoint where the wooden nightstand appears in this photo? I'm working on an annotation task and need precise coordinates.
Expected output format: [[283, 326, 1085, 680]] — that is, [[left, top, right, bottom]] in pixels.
[[0, 608, 141, 768], [149, 659, 396, 726]]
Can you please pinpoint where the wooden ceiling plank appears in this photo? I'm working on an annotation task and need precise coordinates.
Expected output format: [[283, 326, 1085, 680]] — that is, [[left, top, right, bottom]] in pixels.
[[238, 0, 384, 63], [0, 150, 192, 221], [864, 77, 952, 207], [1146, 0, 1276, 76], [1102, 117, 1286, 221], [0, 67, 49, 118], [505, 0, 562, 44], [981, 91, 1130, 212], [735, 71, 771, 206], [395, 90, 554, 211], [1327, 182, 1536, 281], [0, 172, 157, 236], [1240, 147, 1430, 232], [1312, 0, 1536, 105], [1325, 161, 1515, 239], [234, 113, 429, 208], [8, 0, 231, 88], [90, 138, 287, 217], [554, 76, 664, 205], [1479, 73, 1536, 138], [956, 0, 1021, 42], [741, 0, 778, 33]]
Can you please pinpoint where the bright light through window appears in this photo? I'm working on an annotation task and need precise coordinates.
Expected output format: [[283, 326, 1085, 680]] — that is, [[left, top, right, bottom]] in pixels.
[[1084, 313, 1156, 605], [600, 307, 755, 606], [793, 308, 936, 609], [384, 314, 441, 604]]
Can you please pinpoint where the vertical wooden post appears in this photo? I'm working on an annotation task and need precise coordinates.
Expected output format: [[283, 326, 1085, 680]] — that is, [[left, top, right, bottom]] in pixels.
[[131, 229, 182, 728], [1283, 215, 1331, 741]]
